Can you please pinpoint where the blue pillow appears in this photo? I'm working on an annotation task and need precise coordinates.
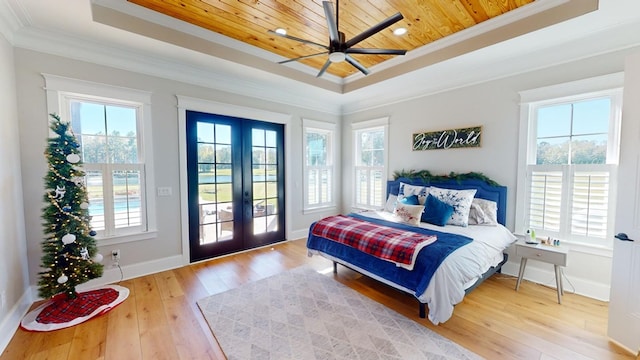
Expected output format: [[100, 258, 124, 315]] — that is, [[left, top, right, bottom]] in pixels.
[[400, 194, 420, 205], [422, 194, 454, 226]]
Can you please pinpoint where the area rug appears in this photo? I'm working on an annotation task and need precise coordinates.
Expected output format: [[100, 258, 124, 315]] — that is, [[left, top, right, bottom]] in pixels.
[[197, 266, 482, 360]]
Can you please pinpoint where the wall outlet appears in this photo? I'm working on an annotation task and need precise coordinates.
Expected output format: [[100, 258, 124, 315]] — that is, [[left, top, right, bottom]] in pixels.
[[111, 249, 121, 266]]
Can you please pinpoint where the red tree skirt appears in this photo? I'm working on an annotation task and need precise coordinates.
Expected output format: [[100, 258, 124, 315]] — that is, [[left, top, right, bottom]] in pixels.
[[21, 285, 129, 331]]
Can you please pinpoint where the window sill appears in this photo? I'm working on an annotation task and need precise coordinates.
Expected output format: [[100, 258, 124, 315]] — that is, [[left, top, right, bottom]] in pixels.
[[303, 206, 338, 215], [97, 230, 158, 246]]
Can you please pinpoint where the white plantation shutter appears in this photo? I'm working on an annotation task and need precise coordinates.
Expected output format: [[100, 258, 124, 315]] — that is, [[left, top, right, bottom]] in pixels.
[[528, 170, 563, 233], [526, 165, 615, 243], [307, 167, 332, 206], [570, 168, 612, 239]]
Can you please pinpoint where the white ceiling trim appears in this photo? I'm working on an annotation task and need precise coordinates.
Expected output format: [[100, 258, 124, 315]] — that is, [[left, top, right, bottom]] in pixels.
[[10, 26, 344, 115]]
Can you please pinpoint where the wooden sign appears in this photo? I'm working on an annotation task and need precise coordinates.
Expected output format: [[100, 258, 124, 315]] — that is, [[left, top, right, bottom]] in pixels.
[[412, 126, 482, 151]]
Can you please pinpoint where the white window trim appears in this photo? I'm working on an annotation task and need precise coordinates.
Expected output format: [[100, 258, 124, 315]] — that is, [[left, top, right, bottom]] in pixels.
[[302, 118, 337, 213], [352, 117, 389, 210], [42, 74, 157, 246], [516, 73, 623, 255]]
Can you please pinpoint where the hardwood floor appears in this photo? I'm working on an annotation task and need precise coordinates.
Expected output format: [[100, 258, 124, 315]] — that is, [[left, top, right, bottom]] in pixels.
[[1, 239, 636, 360]]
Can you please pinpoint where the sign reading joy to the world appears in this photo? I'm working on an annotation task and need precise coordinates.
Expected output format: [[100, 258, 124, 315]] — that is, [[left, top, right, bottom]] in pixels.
[[412, 126, 482, 151]]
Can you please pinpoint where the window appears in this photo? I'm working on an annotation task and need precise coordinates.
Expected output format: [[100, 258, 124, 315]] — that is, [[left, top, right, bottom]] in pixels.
[[517, 74, 622, 248], [353, 118, 389, 209], [44, 74, 156, 244], [303, 119, 336, 211]]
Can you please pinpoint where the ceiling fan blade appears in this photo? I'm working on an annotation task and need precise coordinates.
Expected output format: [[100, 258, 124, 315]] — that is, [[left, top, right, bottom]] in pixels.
[[322, 1, 339, 44], [346, 48, 407, 55], [316, 59, 332, 78], [278, 51, 329, 64], [344, 12, 404, 49], [268, 30, 329, 49], [345, 54, 370, 76]]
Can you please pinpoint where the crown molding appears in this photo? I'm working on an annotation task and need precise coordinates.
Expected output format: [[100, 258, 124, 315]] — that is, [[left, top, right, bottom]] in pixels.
[[0, 0, 29, 43], [12, 26, 343, 115]]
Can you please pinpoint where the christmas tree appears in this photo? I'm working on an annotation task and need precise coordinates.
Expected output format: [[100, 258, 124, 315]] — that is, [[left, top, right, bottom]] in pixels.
[[38, 113, 103, 300]]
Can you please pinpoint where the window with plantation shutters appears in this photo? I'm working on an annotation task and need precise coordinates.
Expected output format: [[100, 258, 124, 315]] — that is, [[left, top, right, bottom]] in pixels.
[[303, 119, 336, 211], [352, 118, 388, 210], [44, 74, 157, 245], [517, 78, 622, 248]]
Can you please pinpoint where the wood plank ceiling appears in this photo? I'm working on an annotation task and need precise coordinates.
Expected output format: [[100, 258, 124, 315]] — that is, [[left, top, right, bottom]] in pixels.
[[127, 0, 535, 78]]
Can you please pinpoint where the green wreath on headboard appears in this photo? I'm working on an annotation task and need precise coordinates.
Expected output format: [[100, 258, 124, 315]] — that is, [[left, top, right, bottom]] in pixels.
[[392, 169, 501, 186]]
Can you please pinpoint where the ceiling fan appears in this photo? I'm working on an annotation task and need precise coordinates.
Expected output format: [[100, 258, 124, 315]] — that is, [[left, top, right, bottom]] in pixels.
[[269, 0, 407, 78]]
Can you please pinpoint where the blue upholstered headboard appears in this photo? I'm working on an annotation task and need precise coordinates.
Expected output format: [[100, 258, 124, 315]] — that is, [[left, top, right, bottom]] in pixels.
[[387, 177, 507, 226]]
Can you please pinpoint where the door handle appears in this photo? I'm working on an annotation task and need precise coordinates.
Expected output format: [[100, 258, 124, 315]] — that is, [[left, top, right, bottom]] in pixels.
[[615, 233, 634, 242]]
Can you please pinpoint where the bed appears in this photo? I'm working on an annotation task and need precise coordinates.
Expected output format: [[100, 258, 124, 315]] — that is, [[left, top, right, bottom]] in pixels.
[[307, 176, 517, 325]]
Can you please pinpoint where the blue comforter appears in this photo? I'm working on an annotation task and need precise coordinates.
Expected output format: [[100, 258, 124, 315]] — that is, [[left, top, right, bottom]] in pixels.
[[307, 213, 473, 298]]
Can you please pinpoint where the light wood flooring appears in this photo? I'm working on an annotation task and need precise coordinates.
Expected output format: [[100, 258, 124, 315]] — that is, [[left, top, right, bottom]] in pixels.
[[1, 238, 637, 360]]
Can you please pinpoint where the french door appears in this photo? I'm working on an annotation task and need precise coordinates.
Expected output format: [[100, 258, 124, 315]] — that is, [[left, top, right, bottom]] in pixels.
[[186, 110, 285, 262]]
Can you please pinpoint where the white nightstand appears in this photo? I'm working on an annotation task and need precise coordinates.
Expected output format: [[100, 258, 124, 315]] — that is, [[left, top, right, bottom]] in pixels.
[[515, 240, 569, 304]]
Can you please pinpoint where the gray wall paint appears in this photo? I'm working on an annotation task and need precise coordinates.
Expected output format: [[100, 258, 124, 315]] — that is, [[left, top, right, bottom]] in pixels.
[[342, 47, 640, 299], [13, 48, 340, 288], [0, 33, 30, 343]]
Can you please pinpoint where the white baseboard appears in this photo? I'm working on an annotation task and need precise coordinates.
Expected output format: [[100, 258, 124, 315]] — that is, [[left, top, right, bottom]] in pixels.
[[0, 288, 34, 355], [289, 228, 308, 242], [79, 254, 185, 291], [501, 261, 611, 301]]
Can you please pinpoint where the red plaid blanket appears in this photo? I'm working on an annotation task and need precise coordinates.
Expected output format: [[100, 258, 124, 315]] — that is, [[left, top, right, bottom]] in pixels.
[[310, 215, 437, 270]]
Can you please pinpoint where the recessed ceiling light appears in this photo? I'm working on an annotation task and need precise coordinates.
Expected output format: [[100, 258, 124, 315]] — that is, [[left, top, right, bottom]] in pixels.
[[275, 28, 287, 35], [393, 28, 407, 36]]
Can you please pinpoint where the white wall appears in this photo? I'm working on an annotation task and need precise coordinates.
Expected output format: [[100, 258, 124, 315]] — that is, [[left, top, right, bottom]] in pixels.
[[0, 33, 31, 352], [13, 48, 340, 289], [342, 47, 640, 301]]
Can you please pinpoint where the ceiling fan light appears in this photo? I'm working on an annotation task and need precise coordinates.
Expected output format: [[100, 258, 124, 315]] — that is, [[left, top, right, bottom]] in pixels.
[[329, 52, 346, 63], [275, 28, 287, 35]]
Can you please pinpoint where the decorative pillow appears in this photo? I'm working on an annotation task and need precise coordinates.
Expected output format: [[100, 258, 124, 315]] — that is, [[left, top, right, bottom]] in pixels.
[[422, 194, 454, 226], [393, 203, 424, 225], [400, 194, 420, 205], [397, 182, 429, 205], [468, 198, 498, 226], [384, 194, 398, 213], [428, 186, 477, 227]]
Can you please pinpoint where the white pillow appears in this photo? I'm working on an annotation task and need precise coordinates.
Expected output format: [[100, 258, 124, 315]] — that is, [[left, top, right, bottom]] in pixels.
[[428, 186, 477, 227], [384, 194, 398, 213], [397, 182, 429, 205], [468, 198, 498, 226], [393, 203, 424, 225]]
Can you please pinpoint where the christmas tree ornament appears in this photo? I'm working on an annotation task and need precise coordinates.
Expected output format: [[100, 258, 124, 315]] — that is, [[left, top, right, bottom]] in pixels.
[[53, 185, 66, 199], [80, 247, 89, 260], [62, 205, 72, 212], [61, 234, 76, 245], [66, 153, 80, 163], [89, 230, 97, 236], [93, 253, 103, 263], [80, 202, 89, 209], [57, 274, 68, 284]]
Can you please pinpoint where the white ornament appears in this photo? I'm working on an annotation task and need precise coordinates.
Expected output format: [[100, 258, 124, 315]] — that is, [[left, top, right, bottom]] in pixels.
[[53, 185, 66, 199], [80, 247, 89, 260], [57, 274, 68, 284], [93, 253, 103, 263], [72, 177, 84, 185], [61, 234, 76, 245], [66, 153, 80, 163], [80, 202, 89, 210]]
